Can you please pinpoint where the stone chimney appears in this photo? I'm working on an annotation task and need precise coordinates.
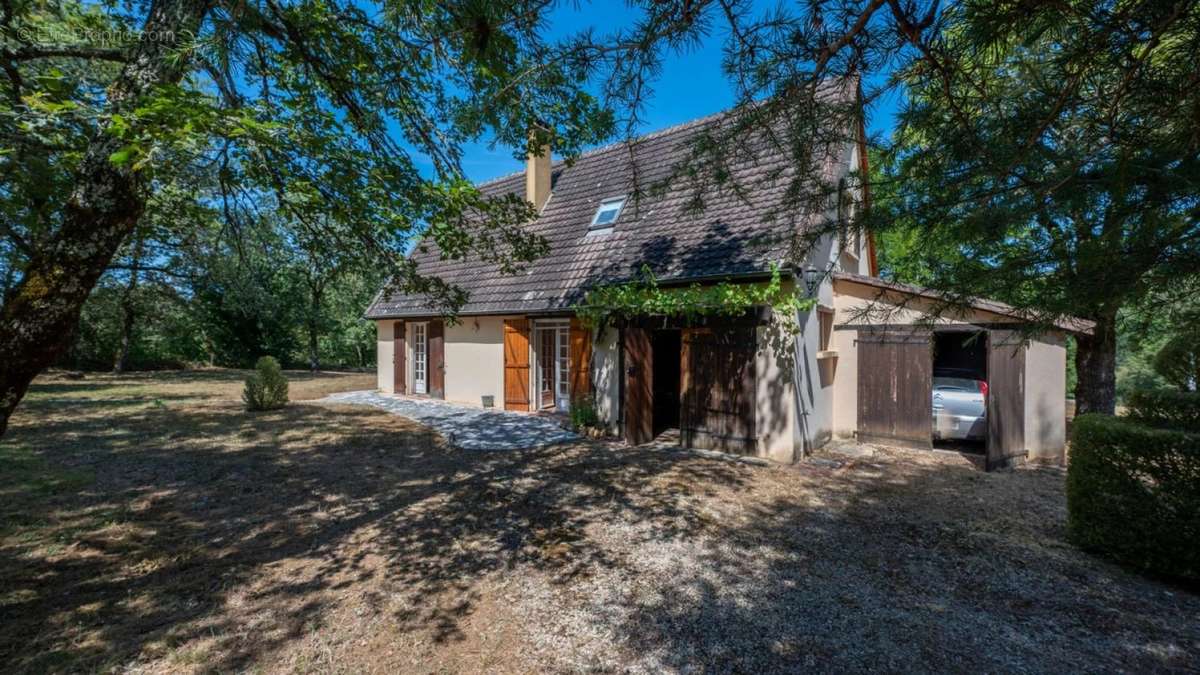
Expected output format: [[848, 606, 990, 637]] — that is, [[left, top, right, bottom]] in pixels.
[[525, 126, 552, 211]]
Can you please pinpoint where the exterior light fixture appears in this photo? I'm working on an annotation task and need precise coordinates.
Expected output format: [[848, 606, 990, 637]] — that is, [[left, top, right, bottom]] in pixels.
[[802, 265, 822, 296]]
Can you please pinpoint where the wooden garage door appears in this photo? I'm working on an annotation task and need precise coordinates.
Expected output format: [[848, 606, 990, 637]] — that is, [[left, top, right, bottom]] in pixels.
[[987, 329, 1026, 469], [857, 327, 932, 448], [624, 325, 653, 445], [680, 327, 757, 455]]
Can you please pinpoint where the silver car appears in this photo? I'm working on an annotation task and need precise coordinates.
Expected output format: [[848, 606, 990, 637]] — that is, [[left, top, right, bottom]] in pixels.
[[932, 371, 987, 441]]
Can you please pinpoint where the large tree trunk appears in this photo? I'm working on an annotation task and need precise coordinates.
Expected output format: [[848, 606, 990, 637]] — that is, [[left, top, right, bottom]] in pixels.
[[0, 0, 213, 435], [1074, 311, 1118, 416], [113, 235, 144, 373], [307, 285, 322, 372]]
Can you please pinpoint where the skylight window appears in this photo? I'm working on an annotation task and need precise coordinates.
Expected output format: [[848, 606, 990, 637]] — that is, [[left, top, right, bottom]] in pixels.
[[589, 196, 626, 231]]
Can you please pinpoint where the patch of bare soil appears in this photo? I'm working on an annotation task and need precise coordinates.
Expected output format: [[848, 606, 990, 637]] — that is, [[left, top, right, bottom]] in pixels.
[[1, 374, 1197, 673]]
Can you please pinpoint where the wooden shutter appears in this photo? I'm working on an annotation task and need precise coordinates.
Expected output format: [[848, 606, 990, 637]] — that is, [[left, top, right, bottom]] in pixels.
[[624, 325, 653, 445], [987, 329, 1027, 469], [428, 319, 445, 399], [569, 318, 592, 402], [856, 327, 932, 448], [393, 321, 406, 395], [680, 327, 757, 454], [503, 318, 531, 411]]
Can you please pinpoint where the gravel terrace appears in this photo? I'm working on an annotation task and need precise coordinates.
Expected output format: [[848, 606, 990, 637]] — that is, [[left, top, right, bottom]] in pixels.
[[324, 390, 579, 450], [2, 371, 1197, 673]]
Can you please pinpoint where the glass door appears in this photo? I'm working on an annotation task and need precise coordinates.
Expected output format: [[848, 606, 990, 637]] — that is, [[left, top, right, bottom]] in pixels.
[[412, 322, 427, 394], [538, 328, 555, 409], [534, 320, 571, 412]]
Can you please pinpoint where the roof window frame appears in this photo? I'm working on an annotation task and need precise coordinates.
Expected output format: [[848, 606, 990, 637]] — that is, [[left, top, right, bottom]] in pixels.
[[589, 196, 627, 231]]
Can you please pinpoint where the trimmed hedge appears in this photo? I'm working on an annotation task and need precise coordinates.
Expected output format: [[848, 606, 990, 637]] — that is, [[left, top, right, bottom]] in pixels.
[[1067, 414, 1200, 581], [1125, 389, 1200, 433]]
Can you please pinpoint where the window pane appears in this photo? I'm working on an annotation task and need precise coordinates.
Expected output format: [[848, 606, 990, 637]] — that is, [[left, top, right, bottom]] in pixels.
[[591, 198, 625, 227]]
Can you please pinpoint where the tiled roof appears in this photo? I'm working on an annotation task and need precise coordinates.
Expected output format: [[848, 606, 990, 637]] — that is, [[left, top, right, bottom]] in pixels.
[[367, 99, 852, 319]]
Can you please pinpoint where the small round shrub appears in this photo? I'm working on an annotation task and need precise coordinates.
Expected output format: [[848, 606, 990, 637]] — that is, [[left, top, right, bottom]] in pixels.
[[243, 356, 289, 411], [1067, 413, 1200, 581], [569, 395, 600, 431]]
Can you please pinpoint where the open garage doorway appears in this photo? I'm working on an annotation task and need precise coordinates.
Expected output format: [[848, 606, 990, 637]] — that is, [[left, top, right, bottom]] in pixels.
[[651, 329, 682, 437], [932, 330, 988, 455]]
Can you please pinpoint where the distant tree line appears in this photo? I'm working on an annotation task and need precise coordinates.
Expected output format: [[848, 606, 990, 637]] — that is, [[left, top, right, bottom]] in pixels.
[[50, 211, 381, 372]]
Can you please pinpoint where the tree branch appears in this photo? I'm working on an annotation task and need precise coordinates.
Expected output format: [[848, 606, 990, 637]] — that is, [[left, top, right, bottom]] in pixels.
[[8, 45, 129, 62]]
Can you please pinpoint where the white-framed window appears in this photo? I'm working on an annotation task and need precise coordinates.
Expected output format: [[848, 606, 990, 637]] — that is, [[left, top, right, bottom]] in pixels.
[[589, 196, 626, 232], [412, 322, 428, 394]]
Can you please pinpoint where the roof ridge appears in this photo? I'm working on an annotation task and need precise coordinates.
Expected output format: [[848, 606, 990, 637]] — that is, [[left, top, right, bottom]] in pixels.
[[471, 77, 859, 188], [472, 107, 732, 188]]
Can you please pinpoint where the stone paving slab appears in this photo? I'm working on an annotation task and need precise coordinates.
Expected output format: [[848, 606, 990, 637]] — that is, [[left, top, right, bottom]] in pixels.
[[322, 390, 579, 450]]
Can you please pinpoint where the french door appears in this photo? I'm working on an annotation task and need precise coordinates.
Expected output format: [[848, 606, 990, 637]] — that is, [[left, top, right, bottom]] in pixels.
[[534, 320, 569, 411], [412, 322, 428, 394]]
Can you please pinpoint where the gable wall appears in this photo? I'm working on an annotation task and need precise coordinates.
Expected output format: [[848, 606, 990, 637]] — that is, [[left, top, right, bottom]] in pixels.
[[829, 280, 1012, 439]]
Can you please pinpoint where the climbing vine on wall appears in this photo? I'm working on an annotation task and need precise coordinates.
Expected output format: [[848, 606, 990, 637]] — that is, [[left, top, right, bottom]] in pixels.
[[574, 264, 815, 340]]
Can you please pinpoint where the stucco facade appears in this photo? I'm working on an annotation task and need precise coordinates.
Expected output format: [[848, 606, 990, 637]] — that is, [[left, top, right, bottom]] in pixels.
[[1024, 335, 1067, 463], [375, 320, 394, 393], [591, 326, 621, 434], [441, 316, 508, 407], [376, 315, 513, 406]]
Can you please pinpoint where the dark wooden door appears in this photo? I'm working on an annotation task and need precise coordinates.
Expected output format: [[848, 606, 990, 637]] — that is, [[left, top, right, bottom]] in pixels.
[[504, 319, 531, 411], [624, 325, 653, 445], [987, 329, 1026, 469], [856, 327, 932, 448], [428, 319, 445, 399], [393, 321, 406, 395], [680, 327, 757, 454]]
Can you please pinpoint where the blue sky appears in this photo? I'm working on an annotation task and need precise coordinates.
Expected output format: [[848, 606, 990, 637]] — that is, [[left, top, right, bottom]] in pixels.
[[450, 1, 903, 183]]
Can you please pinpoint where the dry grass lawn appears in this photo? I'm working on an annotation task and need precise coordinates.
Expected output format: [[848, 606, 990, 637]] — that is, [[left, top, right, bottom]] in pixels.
[[1, 370, 1197, 673]]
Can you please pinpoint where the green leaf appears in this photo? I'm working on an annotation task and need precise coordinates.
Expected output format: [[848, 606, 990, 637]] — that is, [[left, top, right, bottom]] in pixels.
[[108, 146, 137, 166]]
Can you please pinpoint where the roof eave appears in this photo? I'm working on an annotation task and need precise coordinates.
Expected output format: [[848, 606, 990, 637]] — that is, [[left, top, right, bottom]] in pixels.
[[831, 271, 1095, 336]]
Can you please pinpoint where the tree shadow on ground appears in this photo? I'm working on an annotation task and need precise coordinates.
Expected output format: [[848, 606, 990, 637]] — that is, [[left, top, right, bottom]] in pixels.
[[595, 454, 1200, 672], [0, 392, 749, 672]]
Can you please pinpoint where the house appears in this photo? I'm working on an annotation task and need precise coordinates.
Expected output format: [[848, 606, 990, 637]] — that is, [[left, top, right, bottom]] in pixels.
[[365, 91, 1090, 469]]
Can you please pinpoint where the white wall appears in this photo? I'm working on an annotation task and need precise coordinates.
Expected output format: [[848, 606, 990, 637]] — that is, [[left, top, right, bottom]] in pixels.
[[1024, 334, 1067, 464], [757, 324, 798, 462], [830, 325, 858, 439], [789, 275, 834, 455], [376, 320, 394, 393], [788, 134, 869, 452], [443, 316, 507, 407], [592, 325, 621, 433], [836, 141, 872, 275], [376, 315, 510, 406]]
